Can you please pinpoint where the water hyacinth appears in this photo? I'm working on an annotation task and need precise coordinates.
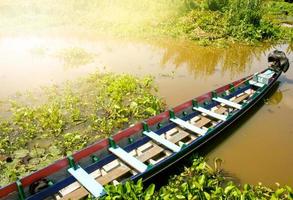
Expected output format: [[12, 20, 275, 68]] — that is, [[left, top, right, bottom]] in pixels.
[[98, 157, 293, 200], [0, 72, 165, 186]]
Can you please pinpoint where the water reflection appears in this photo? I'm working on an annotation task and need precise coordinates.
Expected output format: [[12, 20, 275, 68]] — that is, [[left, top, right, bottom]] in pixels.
[[153, 39, 273, 78], [282, 76, 293, 85], [56, 47, 95, 69], [266, 89, 283, 105], [159, 41, 222, 77], [286, 42, 293, 54]]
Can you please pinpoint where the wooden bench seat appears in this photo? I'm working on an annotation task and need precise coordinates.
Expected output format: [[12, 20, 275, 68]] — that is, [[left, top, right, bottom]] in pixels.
[[60, 143, 165, 200], [233, 93, 249, 104]]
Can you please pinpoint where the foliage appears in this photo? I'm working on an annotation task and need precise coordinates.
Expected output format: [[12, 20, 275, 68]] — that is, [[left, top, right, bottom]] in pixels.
[[0, 0, 291, 45], [99, 157, 293, 200], [0, 72, 165, 186], [96, 179, 155, 200], [159, 0, 289, 44], [227, 0, 262, 27], [224, 0, 280, 42], [264, 1, 293, 23], [204, 0, 229, 12]]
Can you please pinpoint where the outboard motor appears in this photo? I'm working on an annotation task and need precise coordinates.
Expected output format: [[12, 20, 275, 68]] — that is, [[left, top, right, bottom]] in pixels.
[[268, 50, 290, 73]]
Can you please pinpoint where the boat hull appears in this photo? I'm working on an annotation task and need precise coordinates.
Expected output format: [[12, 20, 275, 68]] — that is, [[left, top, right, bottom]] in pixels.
[[0, 69, 283, 200], [133, 71, 281, 185]]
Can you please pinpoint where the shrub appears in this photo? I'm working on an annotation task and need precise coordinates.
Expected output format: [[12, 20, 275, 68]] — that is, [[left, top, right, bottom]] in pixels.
[[205, 0, 229, 12], [99, 157, 293, 199], [227, 0, 262, 27], [223, 0, 280, 42]]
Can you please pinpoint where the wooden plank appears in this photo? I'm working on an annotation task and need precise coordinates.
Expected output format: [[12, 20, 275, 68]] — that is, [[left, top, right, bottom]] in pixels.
[[97, 165, 130, 185], [191, 105, 227, 128], [170, 118, 206, 135], [67, 167, 105, 198], [58, 182, 81, 198], [190, 91, 249, 131], [194, 116, 211, 128], [60, 185, 88, 200], [193, 107, 227, 121], [233, 93, 249, 104], [61, 144, 165, 200], [168, 130, 191, 144], [136, 144, 164, 162], [212, 97, 242, 109], [214, 106, 227, 114], [61, 165, 130, 200], [109, 147, 148, 173], [143, 131, 181, 152]]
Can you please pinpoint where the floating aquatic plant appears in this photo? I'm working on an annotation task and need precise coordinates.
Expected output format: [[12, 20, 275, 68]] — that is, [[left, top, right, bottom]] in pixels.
[[0, 72, 165, 186]]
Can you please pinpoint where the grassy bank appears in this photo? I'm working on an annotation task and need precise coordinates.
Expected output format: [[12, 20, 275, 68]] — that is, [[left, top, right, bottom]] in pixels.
[[0, 0, 292, 45], [98, 157, 293, 199], [0, 72, 165, 186], [158, 0, 293, 45]]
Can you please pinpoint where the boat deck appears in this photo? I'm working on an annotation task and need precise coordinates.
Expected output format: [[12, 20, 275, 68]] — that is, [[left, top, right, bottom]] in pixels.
[[57, 88, 255, 200]]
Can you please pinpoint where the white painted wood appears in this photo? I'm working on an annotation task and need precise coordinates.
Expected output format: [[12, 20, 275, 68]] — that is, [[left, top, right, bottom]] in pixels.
[[143, 131, 181, 152], [193, 106, 227, 121], [109, 147, 148, 173], [263, 69, 275, 77], [170, 118, 206, 135], [68, 167, 105, 198], [249, 80, 265, 87], [58, 182, 81, 197], [212, 97, 242, 109]]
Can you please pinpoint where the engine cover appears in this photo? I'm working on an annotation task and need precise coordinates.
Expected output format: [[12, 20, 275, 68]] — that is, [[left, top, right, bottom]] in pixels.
[[268, 50, 290, 73]]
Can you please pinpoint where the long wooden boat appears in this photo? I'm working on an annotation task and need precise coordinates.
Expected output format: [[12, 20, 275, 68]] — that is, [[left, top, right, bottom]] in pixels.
[[0, 50, 289, 200]]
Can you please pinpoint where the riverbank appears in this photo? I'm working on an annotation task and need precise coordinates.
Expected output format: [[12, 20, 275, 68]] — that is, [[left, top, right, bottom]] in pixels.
[[0, 0, 292, 46], [156, 0, 293, 46]]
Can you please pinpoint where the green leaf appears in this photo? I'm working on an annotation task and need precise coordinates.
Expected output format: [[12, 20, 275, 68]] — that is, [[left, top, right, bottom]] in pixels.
[[175, 194, 186, 199], [204, 192, 211, 200], [14, 149, 29, 158], [198, 175, 206, 186], [125, 181, 131, 193], [275, 188, 285, 197], [224, 185, 235, 194], [144, 184, 155, 200]]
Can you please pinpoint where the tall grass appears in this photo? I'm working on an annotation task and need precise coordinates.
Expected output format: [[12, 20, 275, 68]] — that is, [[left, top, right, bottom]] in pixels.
[[227, 0, 262, 26]]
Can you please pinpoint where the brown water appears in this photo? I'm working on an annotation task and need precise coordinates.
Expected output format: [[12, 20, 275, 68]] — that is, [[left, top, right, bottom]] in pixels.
[[0, 35, 292, 187]]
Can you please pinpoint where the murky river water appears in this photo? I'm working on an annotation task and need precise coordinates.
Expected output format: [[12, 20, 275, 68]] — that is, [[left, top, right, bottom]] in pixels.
[[0, 35, 292, 187]]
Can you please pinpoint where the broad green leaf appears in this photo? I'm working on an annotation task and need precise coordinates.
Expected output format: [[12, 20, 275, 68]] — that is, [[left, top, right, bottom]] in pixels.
[[204, 192, 211, 200], [224, 185, 235, 194]]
